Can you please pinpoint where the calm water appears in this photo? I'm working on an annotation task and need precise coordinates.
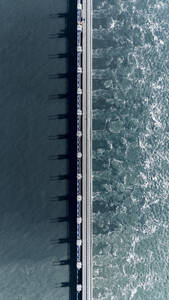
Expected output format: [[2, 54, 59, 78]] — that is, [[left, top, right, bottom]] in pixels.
[[0, 1, 70, 299], [92, 1, 169, 299]]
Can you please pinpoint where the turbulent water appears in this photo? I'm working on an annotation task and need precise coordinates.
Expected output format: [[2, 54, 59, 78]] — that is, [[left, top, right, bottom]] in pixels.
[[92, 1, 169, 299]]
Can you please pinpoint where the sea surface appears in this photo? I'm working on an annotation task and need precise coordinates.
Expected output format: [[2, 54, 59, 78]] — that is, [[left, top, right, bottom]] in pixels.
[[0, 1, 70, 299], [92, 1, 169, 299]]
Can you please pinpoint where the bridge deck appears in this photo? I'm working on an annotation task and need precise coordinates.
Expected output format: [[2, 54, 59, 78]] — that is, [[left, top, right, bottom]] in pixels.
[[82, 0, 92, 299], [76, 0, 92, 299]]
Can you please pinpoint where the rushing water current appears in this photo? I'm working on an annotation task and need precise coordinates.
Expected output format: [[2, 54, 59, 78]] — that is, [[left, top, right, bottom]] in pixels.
[[92, 1, 169, 299]]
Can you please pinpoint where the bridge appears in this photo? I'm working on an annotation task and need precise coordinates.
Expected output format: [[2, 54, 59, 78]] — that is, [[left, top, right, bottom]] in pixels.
[[76, 0, 92, 299]]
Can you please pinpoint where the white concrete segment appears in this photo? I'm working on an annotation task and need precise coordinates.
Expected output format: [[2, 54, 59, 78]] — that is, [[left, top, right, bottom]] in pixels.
[[82, 0, 93, 299]]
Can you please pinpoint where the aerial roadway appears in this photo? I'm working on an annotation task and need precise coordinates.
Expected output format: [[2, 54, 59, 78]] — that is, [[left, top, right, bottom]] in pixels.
[[77, 0, 92, 299]]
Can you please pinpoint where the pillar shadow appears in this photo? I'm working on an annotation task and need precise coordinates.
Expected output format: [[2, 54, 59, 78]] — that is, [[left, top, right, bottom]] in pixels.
[[48, 0, 77, 298]]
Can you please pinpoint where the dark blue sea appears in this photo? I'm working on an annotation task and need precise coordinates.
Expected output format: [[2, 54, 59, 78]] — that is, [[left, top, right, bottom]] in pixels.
[[92, 1, 169, 299], [0, 0, 77, 299]]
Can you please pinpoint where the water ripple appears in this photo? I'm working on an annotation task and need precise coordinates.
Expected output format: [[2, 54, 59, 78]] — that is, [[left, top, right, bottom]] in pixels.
[[93, 0, 169, 299]]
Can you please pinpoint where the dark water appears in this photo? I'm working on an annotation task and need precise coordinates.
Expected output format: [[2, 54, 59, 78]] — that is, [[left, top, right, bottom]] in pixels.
[[0, 1, 77, 299], [92, 1, 169, 299]]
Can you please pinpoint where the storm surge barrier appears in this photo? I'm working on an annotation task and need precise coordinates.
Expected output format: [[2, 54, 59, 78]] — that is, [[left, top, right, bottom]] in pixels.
[[76, 0, 92, 299]]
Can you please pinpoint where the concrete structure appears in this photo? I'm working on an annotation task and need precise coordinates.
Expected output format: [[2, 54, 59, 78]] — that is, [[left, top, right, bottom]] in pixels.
[[77, 0, 92, 299]]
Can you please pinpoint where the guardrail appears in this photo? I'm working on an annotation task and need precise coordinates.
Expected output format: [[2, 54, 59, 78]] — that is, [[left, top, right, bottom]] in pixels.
[[76, 1, 83, 299]]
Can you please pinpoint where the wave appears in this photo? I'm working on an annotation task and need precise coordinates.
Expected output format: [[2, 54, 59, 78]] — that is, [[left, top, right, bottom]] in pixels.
[[92, 0, 169, 299]]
